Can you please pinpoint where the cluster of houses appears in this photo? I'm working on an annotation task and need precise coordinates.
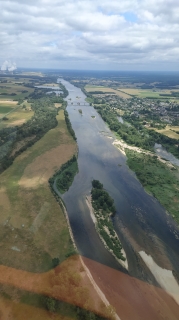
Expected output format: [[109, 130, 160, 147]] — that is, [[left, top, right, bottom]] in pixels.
[[92, 92, 179, 125]]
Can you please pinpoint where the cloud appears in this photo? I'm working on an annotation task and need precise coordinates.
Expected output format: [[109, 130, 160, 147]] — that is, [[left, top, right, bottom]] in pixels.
[[0, 0, 179, 70]]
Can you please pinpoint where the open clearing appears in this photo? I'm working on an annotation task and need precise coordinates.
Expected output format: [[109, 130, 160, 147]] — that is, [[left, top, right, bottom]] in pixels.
[[0, 100, 18, 105], [0, 100, 18, 115], [0, 110, 76, 272], [0, 81, 34, 101], [120, 88, 179, 100], [154, 125, 179, 139], [85, 85, 130, 99], [55, 103, 62, 108], [0, 105, 33, 129]]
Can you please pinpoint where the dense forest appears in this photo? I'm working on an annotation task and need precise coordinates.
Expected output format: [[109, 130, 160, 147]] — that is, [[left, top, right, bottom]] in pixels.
[[55, 155, 78, 193]]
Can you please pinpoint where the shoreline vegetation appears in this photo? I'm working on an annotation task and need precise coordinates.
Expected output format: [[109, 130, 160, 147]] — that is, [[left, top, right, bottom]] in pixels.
[[64, 109, 77, 141], [86, 180, 128, 269], [54, 155, 78, 194], [48, 176, 77, 254], [126, 150, 179, 224], [89, 98, 179, 225], [113, 138, 179, 224], [93, 103, 179, 160], [48, 154, 79, 254]]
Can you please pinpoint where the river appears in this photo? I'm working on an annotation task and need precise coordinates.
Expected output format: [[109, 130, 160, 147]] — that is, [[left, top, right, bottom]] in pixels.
[[154, 143, 179, 166], [56, 78, 179, 285]]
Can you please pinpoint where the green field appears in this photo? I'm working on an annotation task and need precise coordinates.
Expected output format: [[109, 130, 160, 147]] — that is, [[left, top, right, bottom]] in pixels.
[[121, 88, 179, 100], [0, 105, 14, 113], [0, 106, 33, 129], [0, 79, 34, 101]]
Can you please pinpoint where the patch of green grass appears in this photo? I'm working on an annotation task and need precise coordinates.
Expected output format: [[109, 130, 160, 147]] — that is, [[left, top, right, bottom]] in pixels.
[[126, 150, 179, 224], [85, 97, 94, 103], [0, 106, 14, 113]]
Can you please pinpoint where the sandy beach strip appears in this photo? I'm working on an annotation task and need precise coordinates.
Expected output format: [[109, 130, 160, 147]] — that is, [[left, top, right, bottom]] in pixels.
[[85, 195, 128, 270]]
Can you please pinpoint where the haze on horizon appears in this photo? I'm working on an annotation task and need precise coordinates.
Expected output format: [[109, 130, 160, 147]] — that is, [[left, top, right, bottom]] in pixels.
[[1, 0, 179, 71]]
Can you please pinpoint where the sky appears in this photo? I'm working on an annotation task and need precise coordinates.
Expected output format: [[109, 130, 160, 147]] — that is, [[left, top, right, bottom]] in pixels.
[[1, 0, 179, 71]]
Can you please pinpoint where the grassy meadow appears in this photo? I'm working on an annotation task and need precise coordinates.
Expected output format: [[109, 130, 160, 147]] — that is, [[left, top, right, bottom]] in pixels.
[[0, 104, 34, 129], [120, 88, 179, 100], [154, 125, 179, 140], [85, 85, 130, 99], [0, 81, 34, 101]]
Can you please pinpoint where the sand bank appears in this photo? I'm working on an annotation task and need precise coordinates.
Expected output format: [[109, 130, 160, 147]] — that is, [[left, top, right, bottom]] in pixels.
[[139, 251, 179, 306], [86, 195, 128, 270]]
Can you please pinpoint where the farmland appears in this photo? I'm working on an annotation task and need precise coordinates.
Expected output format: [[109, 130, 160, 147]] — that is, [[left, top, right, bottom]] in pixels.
[[0, 110, 77, 271], [120, 88, 179, 100], [85, 85, 130, 99], [0, 103, 33, 129], [155, 125, 179, 140], [0, 80, 34, 101]]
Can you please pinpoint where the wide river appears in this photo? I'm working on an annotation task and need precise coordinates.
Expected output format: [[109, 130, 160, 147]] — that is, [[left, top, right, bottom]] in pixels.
[[57, 78, 179, 284]]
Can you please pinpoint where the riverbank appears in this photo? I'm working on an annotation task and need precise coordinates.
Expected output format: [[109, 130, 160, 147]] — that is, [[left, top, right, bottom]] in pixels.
[[113, 138, 175, 168], [125, 149, 179, 224], [86, 195, 128, 270], [139, 251, 179, 306], [52, 186, 120, 319]]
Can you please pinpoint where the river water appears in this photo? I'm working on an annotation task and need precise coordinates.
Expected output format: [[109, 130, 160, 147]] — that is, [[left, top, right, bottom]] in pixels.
[[35, 85, 62, 96], [154, 143, 179, 166], [57, 78, 179, 283]]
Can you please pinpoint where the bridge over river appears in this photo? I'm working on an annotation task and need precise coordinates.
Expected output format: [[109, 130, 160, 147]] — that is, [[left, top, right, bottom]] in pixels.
[[67, 101, 90, 106]]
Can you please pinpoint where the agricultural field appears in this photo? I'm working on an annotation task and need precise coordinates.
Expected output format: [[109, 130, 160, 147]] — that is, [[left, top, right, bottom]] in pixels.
[[0, 100, 18, 117], [155, 125, 179, 140], [120, 88, 179, 100], [0, 108, 112, 320], [85, 85, 130, 99], [20, 72, 44, 77], [0, 102, 33, 129], [0, 110, 77, 272], [0, 80, 34, 101]]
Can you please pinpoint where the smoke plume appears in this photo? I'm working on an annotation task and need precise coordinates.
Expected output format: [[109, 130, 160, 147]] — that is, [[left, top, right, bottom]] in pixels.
[[1, 60, 17, 72]]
